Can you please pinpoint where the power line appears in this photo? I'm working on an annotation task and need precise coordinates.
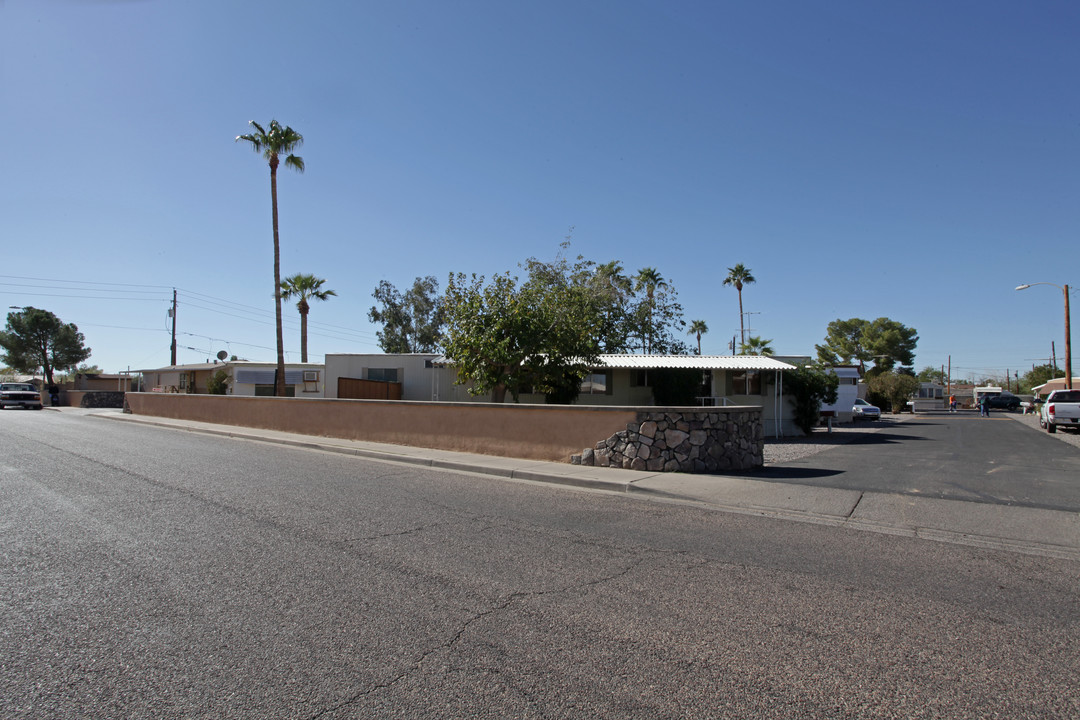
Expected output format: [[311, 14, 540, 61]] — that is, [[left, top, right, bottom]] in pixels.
[[0, 275, 174, 290]]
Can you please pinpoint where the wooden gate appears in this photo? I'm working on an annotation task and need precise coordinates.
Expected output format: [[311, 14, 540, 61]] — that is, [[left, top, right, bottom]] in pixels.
[[337, 377, 403, 400]]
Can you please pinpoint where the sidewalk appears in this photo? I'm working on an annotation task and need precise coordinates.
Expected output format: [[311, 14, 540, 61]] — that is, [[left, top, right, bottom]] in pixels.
[[75, 408, 1080, 561]]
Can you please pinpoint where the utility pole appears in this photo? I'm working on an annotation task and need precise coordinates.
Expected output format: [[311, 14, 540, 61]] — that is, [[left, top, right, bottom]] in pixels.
[[170, 289, 178, 366], [1064, 284, 1072, 390]]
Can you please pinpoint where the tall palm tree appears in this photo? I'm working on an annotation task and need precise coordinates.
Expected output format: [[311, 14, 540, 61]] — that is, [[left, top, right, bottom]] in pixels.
[[280, 273, 336, 363], [634, 267, 668, 354], [236, 120, 305, 397], [722, 264, 756, 348], [687, 319, 709, 355]]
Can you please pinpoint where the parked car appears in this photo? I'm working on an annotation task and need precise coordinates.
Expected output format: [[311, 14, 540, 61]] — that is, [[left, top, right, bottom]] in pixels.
[[1039, 390, 1080, 433], [853, 398, 881, 420], [0, 382, 43, 410], [985, 393, 1021, 412]]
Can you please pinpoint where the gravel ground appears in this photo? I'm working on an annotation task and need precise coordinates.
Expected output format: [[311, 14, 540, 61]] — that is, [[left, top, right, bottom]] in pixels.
[[763, 416, 908, 464]]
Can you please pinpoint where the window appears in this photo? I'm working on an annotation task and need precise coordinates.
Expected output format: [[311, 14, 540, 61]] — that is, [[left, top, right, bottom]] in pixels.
[[367, 368, 399, 383], [255, 385, 295, 397], [630, 369, 650, 387], [580, 370, 613, 395], [731, 370, 762, 395]]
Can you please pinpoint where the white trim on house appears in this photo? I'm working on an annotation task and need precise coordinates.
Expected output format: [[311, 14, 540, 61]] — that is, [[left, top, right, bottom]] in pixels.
[[595, 354, 797, 371]]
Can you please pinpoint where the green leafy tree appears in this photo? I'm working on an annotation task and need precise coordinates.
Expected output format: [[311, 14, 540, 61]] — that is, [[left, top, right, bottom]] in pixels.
[[868, 371, 920, 413], [687, 320, 709, 355], [784, 364, 839, 436], [631, 283, 688, 355], [236, 119, 305, 396], [589, 260, 635, 352], [442, 270, 601, 403], [0, 307, 91, 385], [1019, 364, 1058, 394], [443, 246, 613, 403], [815, 317, 918, 374], [916, 365, 943, 383], [368, 276, 445, 353], [739, 335, 774, 356], [722, 264, 756, 347], [280, 273, 336, 362]]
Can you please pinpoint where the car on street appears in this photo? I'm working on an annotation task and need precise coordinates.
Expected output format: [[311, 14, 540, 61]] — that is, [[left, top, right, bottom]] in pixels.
[[0, 382, 43, 410], [985, 393, 1021, 412], [853, 397, 881, 420]]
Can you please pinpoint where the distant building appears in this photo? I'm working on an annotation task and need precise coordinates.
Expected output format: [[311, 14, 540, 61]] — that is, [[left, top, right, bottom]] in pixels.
[[137, 361, 325, 397]]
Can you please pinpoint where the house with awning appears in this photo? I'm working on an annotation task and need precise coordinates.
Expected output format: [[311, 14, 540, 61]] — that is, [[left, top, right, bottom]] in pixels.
[[325, 353, 802, 437], [137, 361, 325, 397]]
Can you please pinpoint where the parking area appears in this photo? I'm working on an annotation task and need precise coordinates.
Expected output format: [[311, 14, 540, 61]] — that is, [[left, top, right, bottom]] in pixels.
[[758, 411, 1080, 512]]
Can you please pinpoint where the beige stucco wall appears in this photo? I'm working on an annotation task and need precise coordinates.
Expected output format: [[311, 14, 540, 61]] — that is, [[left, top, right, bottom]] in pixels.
[[125, 392, 645, 462]]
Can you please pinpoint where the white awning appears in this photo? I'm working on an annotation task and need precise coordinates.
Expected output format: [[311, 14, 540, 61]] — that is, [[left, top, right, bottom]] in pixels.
[[594, 354, 797, 371]]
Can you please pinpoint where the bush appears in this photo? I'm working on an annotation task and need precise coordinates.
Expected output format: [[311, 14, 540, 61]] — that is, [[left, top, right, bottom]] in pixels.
[[206, 369, 230, 395], [867, 371, 919, 414], [785, 366, 839, 436]]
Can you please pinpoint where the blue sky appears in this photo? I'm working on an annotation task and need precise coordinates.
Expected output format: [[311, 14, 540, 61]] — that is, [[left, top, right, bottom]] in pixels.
[[2, 0, 1077, 383]]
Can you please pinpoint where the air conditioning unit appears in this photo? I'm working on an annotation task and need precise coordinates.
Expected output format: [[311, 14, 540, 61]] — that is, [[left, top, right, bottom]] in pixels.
[[303, 370, 319, 382]]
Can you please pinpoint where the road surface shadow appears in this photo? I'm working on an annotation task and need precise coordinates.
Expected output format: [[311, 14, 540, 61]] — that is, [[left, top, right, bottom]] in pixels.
[[741, 466, 846, 480]]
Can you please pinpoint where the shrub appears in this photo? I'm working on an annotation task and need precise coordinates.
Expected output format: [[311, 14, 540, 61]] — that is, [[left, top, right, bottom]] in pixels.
[[785, 366, 839, 436]]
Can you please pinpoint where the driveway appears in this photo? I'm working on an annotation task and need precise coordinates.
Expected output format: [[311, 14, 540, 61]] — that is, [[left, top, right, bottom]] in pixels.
[[756, 412, 1080, 512]]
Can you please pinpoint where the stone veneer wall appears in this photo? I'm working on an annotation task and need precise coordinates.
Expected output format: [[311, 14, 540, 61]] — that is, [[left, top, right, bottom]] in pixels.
[[572, 408, 763, 473], [62, 390, 126, 408]]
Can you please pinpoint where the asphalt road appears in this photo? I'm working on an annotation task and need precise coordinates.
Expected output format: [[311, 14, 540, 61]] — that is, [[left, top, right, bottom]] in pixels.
[[2, 410, 1079, 719], [758, 412, 1080, 511]]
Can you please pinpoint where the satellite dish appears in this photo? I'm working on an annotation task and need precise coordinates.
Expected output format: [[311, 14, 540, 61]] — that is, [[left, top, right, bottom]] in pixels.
[[216, 350, 229, 361]]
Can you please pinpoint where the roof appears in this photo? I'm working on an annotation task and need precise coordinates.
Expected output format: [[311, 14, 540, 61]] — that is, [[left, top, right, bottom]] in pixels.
[[135, 361, 325, 373], [595, 354, 797, 371], [429, 354, 798, 371], [1032, 377, 1080, 395]]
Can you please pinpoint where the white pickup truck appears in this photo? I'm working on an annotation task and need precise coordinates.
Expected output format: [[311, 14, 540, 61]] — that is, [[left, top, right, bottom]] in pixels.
[[1039, 389, 1080, 434]]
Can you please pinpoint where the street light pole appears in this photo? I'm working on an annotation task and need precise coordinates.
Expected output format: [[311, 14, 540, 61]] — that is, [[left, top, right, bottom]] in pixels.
[[1016, 282, 1072, 390]]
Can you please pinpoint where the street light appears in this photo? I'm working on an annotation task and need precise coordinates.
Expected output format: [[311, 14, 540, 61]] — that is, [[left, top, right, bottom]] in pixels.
[[1015, 282, 1072, 390]]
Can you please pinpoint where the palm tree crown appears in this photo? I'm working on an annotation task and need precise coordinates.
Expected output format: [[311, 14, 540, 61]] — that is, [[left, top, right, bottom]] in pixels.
[[739, 335, 774, 356], [236, 120, 305, 396], [280, 273, 336, 363], [722, 264, 756, 347]]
